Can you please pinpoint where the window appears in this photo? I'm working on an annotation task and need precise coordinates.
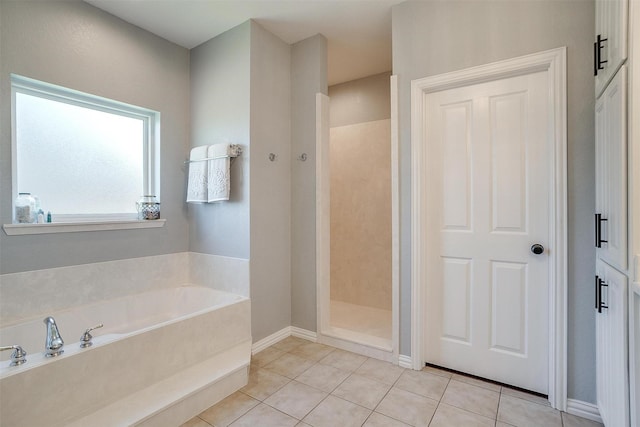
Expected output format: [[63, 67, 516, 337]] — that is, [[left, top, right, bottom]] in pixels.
[[11, 74, 160, 223]]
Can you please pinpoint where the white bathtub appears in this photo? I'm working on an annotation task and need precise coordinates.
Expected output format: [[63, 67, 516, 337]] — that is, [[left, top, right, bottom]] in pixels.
[[0, 286, 252, 427]]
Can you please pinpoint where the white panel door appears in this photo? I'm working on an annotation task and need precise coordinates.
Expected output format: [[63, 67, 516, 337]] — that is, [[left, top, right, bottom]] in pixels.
[[424, 70, 550, 393]]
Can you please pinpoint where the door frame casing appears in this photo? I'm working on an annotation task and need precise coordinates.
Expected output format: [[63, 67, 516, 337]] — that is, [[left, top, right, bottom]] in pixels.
[[410, 47, 568, 410]]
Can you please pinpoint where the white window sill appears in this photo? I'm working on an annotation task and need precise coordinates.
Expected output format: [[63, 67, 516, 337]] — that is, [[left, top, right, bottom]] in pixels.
[[2, 219, 166, 236]]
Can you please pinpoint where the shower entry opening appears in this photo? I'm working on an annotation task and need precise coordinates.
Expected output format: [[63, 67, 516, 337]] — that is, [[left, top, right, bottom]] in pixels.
[[315, 75, 400, 362]]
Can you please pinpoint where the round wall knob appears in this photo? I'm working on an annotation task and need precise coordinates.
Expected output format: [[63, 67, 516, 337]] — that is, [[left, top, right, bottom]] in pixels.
[[531, 244, 544, 255]]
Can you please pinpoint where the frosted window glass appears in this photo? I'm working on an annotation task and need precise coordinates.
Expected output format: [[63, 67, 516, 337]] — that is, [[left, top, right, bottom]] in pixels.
[[16, 93, 144, 215]]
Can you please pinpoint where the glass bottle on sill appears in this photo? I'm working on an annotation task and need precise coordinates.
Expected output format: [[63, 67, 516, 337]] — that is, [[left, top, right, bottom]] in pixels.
[[136, 195, 160, 220], [15, 193, 36, 223]]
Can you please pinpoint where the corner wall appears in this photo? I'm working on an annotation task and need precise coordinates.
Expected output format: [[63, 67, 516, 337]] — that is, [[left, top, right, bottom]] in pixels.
[[249, 22, 292, 342], [392, 0, 596, 403], [189, 22, 251, 259], [291, 35, 328, 332], [0, 1, 191, 274], [190, 21, 297, 342]]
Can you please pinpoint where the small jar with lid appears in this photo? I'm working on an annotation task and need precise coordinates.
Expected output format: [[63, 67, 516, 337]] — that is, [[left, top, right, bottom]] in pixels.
[[136, 195, 160, 220], [15, 193, 36, 223]]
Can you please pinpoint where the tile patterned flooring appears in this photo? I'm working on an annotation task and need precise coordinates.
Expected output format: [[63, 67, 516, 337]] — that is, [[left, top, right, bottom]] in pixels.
[[181, 337, 602, 427]]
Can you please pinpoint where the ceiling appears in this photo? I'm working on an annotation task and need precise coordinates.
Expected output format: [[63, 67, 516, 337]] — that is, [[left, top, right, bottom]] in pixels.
[[85, 0, 405, 86]]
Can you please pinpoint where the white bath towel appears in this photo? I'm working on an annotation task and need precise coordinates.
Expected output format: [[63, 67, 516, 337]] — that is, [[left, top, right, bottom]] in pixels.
[[186, 145, 209, 203], [207, 143, 233, 202]]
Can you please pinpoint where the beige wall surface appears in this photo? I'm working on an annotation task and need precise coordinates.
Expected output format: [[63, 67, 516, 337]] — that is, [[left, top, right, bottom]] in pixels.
[[330, 119, 392, 310], [329, 72, 391, 127]]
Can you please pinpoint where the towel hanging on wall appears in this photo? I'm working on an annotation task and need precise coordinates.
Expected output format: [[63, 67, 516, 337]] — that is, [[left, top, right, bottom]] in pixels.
[[186, 143, 241, 204], [207, 143, 232, 202], [186, 145, 209, 203]]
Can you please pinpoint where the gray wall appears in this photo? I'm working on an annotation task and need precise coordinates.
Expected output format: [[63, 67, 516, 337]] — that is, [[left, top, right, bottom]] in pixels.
[[190, 20, 298, 342], [392, 0, 595, 403], [249, 22, 293, 342], [329, 71, 391, 127], [189, 22, 251, 259], [290, 35, 328, 332], [0, 0, 190, 274]]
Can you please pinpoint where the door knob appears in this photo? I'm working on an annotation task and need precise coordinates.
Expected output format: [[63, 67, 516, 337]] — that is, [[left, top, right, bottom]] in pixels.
[[531, 244, 544, 255]]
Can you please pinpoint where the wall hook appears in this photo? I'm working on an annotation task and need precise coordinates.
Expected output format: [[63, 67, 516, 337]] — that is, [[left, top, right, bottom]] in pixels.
[[297, 153, 307, 162], [268, 153, 277, 162]]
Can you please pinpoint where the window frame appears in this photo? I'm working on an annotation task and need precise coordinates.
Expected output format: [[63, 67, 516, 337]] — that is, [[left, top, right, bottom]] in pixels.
[[10, 74, 161, 224]]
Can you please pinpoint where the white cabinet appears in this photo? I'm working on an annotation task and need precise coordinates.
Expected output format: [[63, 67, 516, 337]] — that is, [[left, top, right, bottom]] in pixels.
[[595, 66, 628, 271], [631, 278, 640, 427], [594, 1, 632, 424], [595, 0, 628, 97], [595, 259, 630, 427]]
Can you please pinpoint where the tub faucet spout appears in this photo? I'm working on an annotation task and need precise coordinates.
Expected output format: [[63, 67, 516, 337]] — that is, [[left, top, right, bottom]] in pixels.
[[43, 316, 64, 357]]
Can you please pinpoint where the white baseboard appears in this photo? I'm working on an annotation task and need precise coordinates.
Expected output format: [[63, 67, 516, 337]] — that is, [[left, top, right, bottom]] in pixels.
[[566, 399, 602, 424], [398, 354, 412, 369], [291, 327, 318, 342], [252, 326, 317, 354], [251, 327, 291, 354]]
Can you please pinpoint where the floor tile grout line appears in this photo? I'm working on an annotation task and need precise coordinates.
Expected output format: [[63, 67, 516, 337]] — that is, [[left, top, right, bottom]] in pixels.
[[501, 389, 553, 408], [259, 400, 303, 424], [437, 378, 504, 421], [288, 352, 405, 425], [196, 415, 213, 426], [257, 346, 334, 422], [360, 411, 374, 427], [496, 390, 504, 425], [292, 355, 383, 422], [364, 363, 417, 426], [241, 370, 293, 402], [212, 394, 259, 427], [249, 344, 335, 423]]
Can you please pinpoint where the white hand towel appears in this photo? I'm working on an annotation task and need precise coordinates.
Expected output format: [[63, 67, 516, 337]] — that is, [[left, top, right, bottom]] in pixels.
[[186, 145, 209, 203], [207, 143, 232, 202]]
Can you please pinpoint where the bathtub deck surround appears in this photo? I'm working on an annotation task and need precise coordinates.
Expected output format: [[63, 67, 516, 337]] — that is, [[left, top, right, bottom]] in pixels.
[[67, 341, 251, 427], [0, 287, 251, 426], [0, 253, 251, 427], [0, 253, 190, 326], [0, 287, 246, 373], [183, 337, 603, 427], [0, 252, 249, 327]]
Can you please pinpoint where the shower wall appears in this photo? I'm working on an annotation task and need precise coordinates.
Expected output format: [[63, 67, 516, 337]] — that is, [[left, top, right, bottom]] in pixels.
[[329, 72, 391, 311]]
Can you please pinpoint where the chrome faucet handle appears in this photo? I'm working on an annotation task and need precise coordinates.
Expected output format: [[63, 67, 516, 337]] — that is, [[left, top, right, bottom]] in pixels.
[[0, 345, 27, 366], [79, 324, 103, 348]]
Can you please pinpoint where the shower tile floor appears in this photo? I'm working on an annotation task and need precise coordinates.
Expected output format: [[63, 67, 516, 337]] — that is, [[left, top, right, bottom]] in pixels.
[[181, 336, 602, 427], [330, 300, 392, 340]]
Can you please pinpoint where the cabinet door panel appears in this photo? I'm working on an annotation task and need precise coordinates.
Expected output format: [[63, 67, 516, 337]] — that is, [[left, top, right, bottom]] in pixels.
[[595, 0, 628, 97], [595, 66, 627, 270], [596, 260, 629, 427]]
